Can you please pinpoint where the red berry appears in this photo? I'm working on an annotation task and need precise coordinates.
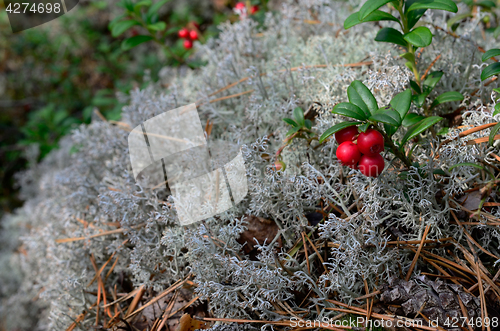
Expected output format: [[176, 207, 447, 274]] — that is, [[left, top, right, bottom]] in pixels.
[[357, 129, 384, 155], [336, 141, 361, 166], [250, 5, 259, 14], [183, 39, 193, 49], [235, 2, 246, 10], [188, 30, 198, 40], [275, 160, 286, 171], [178, 28, 189, 39], [335, 126, 358, 144], [358, 154, 385, 177]]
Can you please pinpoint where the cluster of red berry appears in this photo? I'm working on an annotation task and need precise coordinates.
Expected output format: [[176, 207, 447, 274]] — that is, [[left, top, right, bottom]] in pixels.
[[178, 26, 199, 49], [235, 2, 259, 15], [335, 127, 385, 177]]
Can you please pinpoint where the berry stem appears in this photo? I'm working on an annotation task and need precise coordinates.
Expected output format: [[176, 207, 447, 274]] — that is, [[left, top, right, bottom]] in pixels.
[[377, 129, 413, 168]]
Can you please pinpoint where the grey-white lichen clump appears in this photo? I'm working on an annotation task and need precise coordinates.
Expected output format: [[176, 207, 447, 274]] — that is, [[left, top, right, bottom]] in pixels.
[[1, 0, 500, 330]]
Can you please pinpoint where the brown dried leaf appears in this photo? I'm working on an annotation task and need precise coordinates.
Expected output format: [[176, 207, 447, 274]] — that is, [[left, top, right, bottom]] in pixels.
[[237, 215, 282, 256]]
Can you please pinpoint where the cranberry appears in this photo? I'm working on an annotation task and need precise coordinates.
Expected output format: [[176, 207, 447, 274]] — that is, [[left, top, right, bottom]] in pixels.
[[178, 28, 189, 39], [335, 126, 358, 144], [358, 154, 385, 177], [183, 39, 193, 49], [188, 30, 198, 40], [357, 129, 384, 155], [235, 2, 246, 10], [336, 141, 361, 166], [275, 160, 286, 171], [250, 5, 259, 14]]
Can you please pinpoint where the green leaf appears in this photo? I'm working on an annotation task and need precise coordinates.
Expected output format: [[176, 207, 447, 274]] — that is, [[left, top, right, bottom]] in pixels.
[[481, 63, 500, 81], [402, 113, 425, 126], [319, 122, 361, 143], [109, 13, 127, 30], [358, 0, 393, 20], [375, 27, 408, 47], [494, 26, 500, 39], [350, 81, 378, 113], [344, 10, 399, 29], [476, 0, 496, 8], [111, 20, 140, 37], [119, 0, 134, 11], [447, 13, 472, 27], [493, 103, 500, 117], [305, 119, 313, 130], [401, 116, 443, 145], [430, 91, 464, 109], [332, 103, 369, 121], [412, 93, 427, 108], [293, 107, 305, 126], [390, 89, 412, 119], [148, 0, 171, 15], [359, 123, 370, 132], [370, 108, 401, 126], [410, 80, 422, 94], [482, 49, 500, 62], [407, 0, 458, 12], [489, 122, 500, 145], [283, 118, 298, 127], [437, 127, 449, 135], [433, 169, 447, 175], [121, 35, 154, 51], [286, 126, 301, 137], [134, 0, 152, 11], [404, 27, 433, 47], [422, 71, 444, 92], [407, 9, 427, 29], [400, 52, 416, 63], [147, 21, 166, 31], [449, 162, 486, 171], [347, 87, 370, 118]]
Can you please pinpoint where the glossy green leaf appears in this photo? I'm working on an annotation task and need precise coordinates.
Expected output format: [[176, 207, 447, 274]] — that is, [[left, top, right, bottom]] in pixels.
[[369, 109, 401, 126], [293, 107, 305, 126], [344, 10, 399, 29], [283, 118, 298, 127], [407, 0, 458, 13], [358, 0, 393, 20], [350, 81, 378, 113], [119, 0, 134, 11], [430, 91, 464, 109], [121, 35, 154, 51], [489, 122, 500, 145], [390, 89, 412, 119], [404, 27, 433, 47], [476, 0, 496, 8], [494, 26, 500, 38], [410, 80, 422, 94], [400, 52, 416, 63], [332, 103, 369, 121], [305, 119, 313, 130], [481, 63, 500, 81], [402, 113, 425, 126], [422, 71, 444, 92], [384, 123, 398, 136], [447, 13, 472, 27], [493, 103, 500, 117], [437, 127, 449, 135], [134, 0, 152, 11], [359, 122, 370, 132], [375, 27, 408, 47], [147, 22, 166, 31], [286, 126, 301, 137], [482, 49, 500, 62], [319, 122, 361, 143], [401, 116, 443, 145], [111, 20, 140, 37], [412, 93, 427, 108]]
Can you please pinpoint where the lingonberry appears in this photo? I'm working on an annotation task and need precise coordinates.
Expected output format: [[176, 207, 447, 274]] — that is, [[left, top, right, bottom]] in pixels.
[[178, 28, 189, 39], [183, 39, 193, 49], [250, 5, 259, 14], [357, 129, 384, 155], [275, 160, 286, 171], [235, 2, 246, 10], [188, 30, 198, 40], [336, 141, 361, 166], [358, 154, 385, 177], [335, 126, 358, 144]]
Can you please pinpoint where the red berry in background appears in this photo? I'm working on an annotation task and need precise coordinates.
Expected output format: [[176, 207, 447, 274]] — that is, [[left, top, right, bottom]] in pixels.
[[178, 28, 189, 39], [275, 160, 286, 171], [250, 5, 259, 14], [358, 154, 385, 177], [335, 126, 358, 144], [188, 30, 198, 40], [336, 141, 361, 166], [183, 39, 193, 49], [235, 2, 246, 10], [357, 129, 384, 155]]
